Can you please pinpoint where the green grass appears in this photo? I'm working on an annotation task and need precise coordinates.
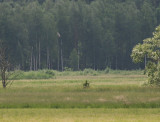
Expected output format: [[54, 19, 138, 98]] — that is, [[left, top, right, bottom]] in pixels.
[[1, 86, 160, 108], [0, 108, 160, 122], [1, 71, 160, 121], [1, 73, 160, 109], [8, 69, 144, 80]]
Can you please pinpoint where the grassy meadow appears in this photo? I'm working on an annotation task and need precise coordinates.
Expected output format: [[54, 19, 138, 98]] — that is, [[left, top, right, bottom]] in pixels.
[[1, 69, 160, 121], [1, 109, 160, 122]]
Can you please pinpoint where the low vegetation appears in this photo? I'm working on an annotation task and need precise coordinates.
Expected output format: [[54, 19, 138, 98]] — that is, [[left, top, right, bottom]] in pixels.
[[0, 109, 160, 122], [5, 69, 143, 80], [1, 71, 159, 109], [1, 70, 160, 121]]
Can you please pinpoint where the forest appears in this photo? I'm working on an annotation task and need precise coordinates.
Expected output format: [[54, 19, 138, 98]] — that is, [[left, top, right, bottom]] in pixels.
[[0, 0, 159, 71]]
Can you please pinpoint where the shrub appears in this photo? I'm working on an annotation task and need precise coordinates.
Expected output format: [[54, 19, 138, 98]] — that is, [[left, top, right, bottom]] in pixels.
[[64, 67, 73, 71], [104, 67, 110, 74], [82, 68, 99, 76], [45, 70, 55, 76]]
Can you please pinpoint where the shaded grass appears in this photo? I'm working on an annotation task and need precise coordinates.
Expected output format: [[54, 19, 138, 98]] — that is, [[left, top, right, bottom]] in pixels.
[[0, 108, 160, 122]]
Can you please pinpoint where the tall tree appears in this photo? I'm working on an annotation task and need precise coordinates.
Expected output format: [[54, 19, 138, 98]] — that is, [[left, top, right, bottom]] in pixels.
[[131, 25, 160, 85]]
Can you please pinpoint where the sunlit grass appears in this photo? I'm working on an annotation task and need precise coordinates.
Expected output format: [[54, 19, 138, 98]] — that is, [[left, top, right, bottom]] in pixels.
[[1, 71, 160, 121], [1, 73, 160, 108], [10, 74, 146, 87], [0, 108, 160, 122]]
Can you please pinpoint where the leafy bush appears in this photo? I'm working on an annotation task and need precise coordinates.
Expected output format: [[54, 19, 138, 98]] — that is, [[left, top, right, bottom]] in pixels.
[[83, 68, 97, 75], [45, 70, 55, 76], [104, 67, 110, 74], [64, 67, 73, 71], [13, 70, 57, 79]]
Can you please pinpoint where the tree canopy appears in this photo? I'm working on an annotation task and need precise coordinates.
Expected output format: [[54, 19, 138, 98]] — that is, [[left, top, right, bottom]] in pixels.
[[0, 0, 160, 71], [131, 25, 160, 85]]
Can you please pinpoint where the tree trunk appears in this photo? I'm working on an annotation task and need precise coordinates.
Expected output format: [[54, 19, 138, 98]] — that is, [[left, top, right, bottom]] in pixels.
[[116, 55, 118, 70], [78, 47, 80, 70], [36, 43, 38, 71], [2, 80, 6, 88], [47, 47, 50, 69], [33, 55, 35, 71], [1, 72, 6, 88], [30, 51, 32, 71], [39, 41, 41, 69], [2, 82, 6, 88], [145, 54, 147, 68], [46, 47, 48, 69], [57, 42, 60, 71], [60, 38, 63, 71], [94, 55, 96, 70], [36, 56, 38, 71], [30, 47, 33, 70]]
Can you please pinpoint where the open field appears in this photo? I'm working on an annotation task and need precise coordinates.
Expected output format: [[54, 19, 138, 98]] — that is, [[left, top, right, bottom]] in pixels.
[[1, 71, 160, 121], [0, 108, 160, 122], [0, 73, 155, 108]]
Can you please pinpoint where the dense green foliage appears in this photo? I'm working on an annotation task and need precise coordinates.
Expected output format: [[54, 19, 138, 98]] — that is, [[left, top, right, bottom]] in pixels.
[[131, 25, 160, 85], [0, 0, 159, 70]]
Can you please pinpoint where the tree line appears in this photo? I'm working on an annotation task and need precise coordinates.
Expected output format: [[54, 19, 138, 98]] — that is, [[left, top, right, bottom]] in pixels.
[[0, 0, 159, 71]]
